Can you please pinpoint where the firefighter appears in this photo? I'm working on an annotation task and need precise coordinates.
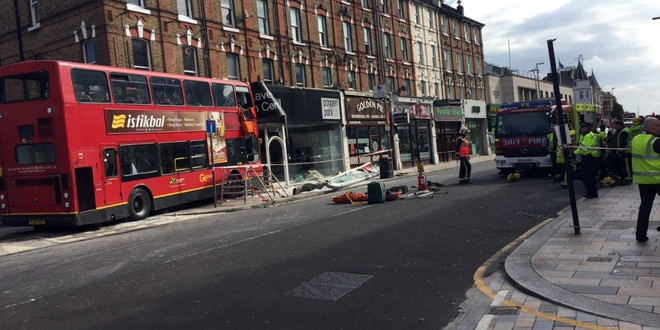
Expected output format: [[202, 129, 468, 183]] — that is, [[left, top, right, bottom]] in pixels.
[[456, 126, 472, 184], [574, 122, 600, 198]]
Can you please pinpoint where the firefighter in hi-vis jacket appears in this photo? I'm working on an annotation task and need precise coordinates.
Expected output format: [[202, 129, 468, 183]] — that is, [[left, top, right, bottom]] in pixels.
[[456, 126, 472, 184]]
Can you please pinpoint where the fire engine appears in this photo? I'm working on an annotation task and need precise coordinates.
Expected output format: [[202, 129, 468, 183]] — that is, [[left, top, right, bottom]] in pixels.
[[493, 99, 577, 174]]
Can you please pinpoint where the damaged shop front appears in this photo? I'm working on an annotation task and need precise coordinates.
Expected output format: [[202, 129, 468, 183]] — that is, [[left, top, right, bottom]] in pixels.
[[392, 96, 436, 168], [433, 99, 463, 162], [261, 85, 345, 184], [344, 93, 391, 168]]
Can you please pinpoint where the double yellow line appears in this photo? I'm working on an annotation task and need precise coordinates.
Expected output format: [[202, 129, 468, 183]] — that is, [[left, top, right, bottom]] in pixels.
[[473, 214, 613, 330]]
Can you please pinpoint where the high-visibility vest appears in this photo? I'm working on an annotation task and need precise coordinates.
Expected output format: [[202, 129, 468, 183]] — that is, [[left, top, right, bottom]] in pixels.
[[459, 139, 470, 157], [575, 132, 600, 157], [631, 134, 660, 184], [619, 127, 632, 153], [547, 132, 555, 152]]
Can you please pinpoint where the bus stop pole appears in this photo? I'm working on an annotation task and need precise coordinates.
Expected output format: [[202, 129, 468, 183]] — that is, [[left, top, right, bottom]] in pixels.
[[210, 132, 217, 208], [548, 39, 580, 234]]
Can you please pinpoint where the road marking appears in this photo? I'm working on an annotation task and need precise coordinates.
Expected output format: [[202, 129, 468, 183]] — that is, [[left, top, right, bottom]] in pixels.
[[475, 314, 494, 330], [490, 289, 508, 306], [165, 230, 282, 263], [473, 216, 613, 330]]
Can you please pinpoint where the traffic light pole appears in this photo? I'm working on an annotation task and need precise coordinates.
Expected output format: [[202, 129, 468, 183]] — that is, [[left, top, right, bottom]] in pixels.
[[548, 39, 580, 234]]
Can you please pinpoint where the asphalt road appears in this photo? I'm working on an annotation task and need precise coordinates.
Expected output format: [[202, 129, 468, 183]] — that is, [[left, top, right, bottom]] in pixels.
[[0, 163, 584, 329]]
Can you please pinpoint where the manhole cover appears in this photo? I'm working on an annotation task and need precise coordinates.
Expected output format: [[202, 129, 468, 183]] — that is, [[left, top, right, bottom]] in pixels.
[[285, 271, 373, 301]]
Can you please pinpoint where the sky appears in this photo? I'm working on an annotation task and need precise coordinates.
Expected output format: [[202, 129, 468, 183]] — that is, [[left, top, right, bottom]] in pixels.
[[446, 0, 660, 116]]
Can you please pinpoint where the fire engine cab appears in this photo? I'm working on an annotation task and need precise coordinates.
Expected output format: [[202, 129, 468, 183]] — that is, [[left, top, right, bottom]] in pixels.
[[493, 99, 576, 174]]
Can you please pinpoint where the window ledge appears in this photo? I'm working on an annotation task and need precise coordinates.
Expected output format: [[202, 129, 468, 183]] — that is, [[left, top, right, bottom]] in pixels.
[[292, 41, 307, 46], [260, 34, 274, 40], [366, 55, 376, 59], [223, 26, 240, 33], [178, 15, 198, 25], [127, 4, 151, 15]]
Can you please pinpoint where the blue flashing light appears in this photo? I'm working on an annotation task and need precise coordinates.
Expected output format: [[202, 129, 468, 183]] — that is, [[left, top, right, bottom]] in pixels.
[[501, 99, 554, 110]]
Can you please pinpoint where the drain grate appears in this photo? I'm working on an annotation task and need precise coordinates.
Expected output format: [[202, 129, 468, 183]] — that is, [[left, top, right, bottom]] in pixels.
[[587, 256, 613, 262], [489, 306, 519, 315], [285, 271, 373, 301], [517, 211, 546, 219]]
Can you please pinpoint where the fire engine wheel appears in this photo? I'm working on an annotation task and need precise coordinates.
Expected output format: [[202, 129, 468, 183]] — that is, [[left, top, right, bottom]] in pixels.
[[128, 188, 152, 221]]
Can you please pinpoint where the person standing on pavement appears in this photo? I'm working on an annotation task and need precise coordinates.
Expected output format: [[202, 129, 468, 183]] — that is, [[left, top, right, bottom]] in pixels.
[[631, 116, 660, 242], [608, 118, 625, 181], [456, 126, 472, 184], [574, 122, 600, 198]]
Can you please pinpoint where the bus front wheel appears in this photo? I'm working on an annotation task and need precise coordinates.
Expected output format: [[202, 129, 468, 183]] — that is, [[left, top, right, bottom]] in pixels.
[[128, 188, 152, 221]]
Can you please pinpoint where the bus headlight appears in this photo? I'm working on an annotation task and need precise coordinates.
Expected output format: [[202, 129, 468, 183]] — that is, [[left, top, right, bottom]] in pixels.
[[1, 204, 5, 209], [0, 194, 4, 200], [63, 193, 69, 199], [64, 202, 70, 208]]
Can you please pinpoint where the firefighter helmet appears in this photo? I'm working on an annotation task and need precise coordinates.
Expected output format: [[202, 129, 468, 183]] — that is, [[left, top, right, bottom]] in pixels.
[[601, 176, 616, 187]]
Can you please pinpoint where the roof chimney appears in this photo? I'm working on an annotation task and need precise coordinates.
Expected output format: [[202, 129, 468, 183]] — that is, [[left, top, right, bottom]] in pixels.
[[457, 0, 464, 16]]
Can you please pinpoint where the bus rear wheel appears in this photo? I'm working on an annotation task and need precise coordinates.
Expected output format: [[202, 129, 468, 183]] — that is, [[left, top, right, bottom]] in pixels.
[[128, 188, 152, 221]]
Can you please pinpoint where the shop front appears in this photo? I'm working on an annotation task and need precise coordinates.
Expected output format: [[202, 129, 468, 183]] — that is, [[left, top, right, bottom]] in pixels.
[[392, 96, 434, 167], [433, 99, 463, 162], [264, 85, 344, 183], [344, 93, 391, 167], [463, 99, 489, 155]]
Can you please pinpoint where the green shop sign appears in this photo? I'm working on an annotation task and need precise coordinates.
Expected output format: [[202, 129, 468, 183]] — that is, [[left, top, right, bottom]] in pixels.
[[434, 107, 462, 122]]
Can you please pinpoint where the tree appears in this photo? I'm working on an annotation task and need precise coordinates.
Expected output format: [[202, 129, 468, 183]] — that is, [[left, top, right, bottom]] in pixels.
[[611, 101, 624, 119]]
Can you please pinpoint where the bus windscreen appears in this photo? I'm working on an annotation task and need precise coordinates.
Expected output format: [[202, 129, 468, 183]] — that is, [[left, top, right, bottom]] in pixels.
[[496, 112, 550, 136]]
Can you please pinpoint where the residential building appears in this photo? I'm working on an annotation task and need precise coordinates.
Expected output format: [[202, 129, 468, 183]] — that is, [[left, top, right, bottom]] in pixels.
[[1, 0, 487, 179]]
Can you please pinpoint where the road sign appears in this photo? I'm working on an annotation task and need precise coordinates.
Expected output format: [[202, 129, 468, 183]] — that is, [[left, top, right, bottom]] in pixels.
[[206, 119, 217, 134]]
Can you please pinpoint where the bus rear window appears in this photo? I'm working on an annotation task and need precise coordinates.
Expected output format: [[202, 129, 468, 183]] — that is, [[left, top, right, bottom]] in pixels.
[[1, 71, 49, 103], [16, 143, 56, 165]]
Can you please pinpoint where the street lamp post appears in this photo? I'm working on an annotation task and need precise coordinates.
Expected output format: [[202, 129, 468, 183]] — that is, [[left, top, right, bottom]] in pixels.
[[535, 62, 544, 99]]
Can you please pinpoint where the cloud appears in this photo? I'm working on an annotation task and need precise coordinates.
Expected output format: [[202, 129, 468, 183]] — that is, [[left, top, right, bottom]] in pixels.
[[459, 0, 660, 115]]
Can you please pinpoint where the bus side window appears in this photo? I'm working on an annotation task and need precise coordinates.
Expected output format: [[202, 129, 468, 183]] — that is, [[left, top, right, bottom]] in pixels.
[[103, 148, 118, 178], [119, 144, 158, 176], [184, 80, 212, 106], [190, 141, 208, 169], [159, 142, 189, 174], [71, 69, 110, 103], [212, 83, 236, 107], [151, 77, 184, 106], [111, 73, 151, 105]]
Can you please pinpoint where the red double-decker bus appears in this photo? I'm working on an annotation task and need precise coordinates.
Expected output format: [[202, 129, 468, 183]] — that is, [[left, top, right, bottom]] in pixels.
[[0, 61, 260, 227]]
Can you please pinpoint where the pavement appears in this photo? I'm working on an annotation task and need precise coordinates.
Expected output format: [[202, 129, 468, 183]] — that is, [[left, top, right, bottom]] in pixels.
[[4, 155, 660, 329]]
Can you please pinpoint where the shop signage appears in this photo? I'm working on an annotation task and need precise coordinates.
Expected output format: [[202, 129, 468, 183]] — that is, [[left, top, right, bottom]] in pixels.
[[321, 98, 341, 120], [393, 112, 410, 125], [433, 107, 463, 121], [345, 97, 389, 125]]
